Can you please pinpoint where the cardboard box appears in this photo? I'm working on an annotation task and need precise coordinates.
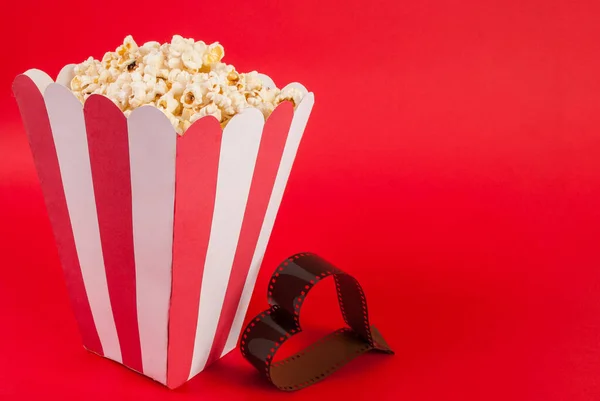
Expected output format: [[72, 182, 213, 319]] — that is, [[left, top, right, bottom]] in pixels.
[[13, 67, 314, 388]]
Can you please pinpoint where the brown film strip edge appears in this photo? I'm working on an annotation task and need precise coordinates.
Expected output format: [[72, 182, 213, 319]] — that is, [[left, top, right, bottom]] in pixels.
[[240, 252, 394, 391]]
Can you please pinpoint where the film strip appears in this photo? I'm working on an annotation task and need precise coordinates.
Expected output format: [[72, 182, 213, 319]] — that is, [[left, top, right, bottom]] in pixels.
[[240, 252, 393, 391]]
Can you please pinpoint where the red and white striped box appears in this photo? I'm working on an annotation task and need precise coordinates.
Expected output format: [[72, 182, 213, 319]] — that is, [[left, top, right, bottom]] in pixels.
[[12, 67, 314, 388]]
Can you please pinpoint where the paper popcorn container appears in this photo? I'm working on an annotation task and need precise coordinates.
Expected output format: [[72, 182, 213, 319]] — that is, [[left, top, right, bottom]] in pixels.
[[12, 67, 314, 388]]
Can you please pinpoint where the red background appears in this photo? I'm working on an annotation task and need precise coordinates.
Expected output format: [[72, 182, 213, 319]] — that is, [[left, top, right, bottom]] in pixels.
[[1, 0, 600, 400]]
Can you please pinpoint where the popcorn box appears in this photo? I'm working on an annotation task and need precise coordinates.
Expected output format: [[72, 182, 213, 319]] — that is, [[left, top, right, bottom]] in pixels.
[[12, 67, 314, 388]]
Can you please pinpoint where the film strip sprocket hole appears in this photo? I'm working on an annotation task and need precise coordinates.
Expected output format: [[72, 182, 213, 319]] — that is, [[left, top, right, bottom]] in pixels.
[[240, 253, 393, 391]]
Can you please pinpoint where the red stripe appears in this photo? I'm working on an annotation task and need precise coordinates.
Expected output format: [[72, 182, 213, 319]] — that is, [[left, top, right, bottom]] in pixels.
[[12, 76, 103, 355], [84, 95, 142, 372], [167, 117, 222, 388], [205, 102, 295, 367]]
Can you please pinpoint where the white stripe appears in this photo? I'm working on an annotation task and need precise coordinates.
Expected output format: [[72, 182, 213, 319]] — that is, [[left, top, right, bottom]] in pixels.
[[256, 73, 276, 89], [56, 64, 76, 87], [188, 109, 265, 378], [221, 93, 315, 356], [281, 82, 308, 93], [128, 106, 176, 384], [24, 69, 53, 93], [44, 83, 122, 362]]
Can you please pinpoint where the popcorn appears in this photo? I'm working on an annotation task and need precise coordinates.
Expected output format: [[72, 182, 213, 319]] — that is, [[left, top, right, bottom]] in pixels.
[[154, 79, 168, 97], [181, 84, 203, 108], [145, 51, 165, 71], [182, 50, 203, 71], [244, 71, 263, 92], [181, 108, 194, 121], [70, 35, 308, 134], [276, 87, 306, 107], [129, 81, 147, 108], [259, 87, 280, 104], [203, 43, 224, 66], [228, 90, 248, 114], [193, 103, 221, 122], [139, 41, 160, 56], [71, 76, 82, 91], [157, 92, 180, 114], [205, 92, 232, 113]]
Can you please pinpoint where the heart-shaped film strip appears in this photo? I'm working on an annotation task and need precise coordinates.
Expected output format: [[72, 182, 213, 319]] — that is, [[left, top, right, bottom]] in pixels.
[[240, 252, 393, 391]]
